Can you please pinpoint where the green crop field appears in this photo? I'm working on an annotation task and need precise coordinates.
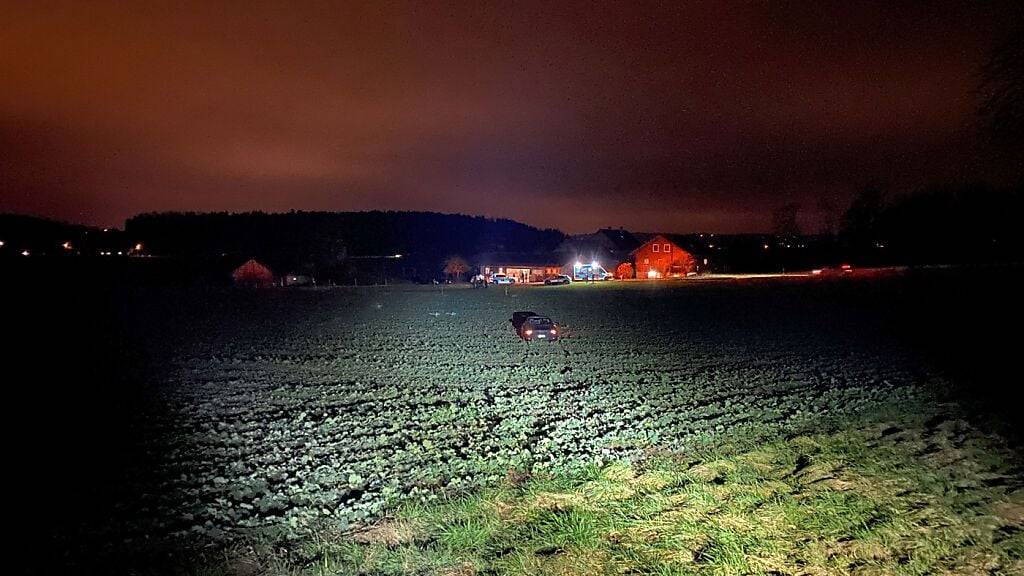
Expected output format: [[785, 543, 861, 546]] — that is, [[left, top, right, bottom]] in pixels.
[[34, 275, 1023, 574]]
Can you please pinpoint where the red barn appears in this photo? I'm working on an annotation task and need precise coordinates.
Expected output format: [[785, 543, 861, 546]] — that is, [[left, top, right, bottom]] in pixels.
[[232, 259, 275, 288], [632, 235, 695, 278]]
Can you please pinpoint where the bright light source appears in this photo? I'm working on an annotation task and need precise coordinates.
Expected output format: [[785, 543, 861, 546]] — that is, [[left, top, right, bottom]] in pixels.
[[135, 243, 143, 251], [647, 269, 658, 278], [21, 250, 30, 257], [0, 240, 6, 247], [591, 261, 599, 268], [62, 241, 72, 250], [812, 269, 823, 275], [525, 329, 533, 335], [549, 329, 556, 334], [394, 254, 402, 258], [574, 261, 581, 268]]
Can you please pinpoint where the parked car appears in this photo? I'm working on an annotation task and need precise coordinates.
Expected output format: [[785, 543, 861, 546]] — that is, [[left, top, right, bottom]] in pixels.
[[811, 264, 854, 276], [510, 311, 560, 342], [490, 273, 516, 284], [544, 274, 571, 285]]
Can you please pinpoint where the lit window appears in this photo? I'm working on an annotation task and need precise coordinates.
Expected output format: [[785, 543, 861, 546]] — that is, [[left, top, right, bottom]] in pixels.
[[663, 244, 670, 252], [653, 244, 660, 253], [644, 258, 649, 264]]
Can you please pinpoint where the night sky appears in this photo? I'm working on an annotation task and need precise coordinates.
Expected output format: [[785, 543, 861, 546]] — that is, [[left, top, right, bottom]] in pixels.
[[2, 1, 1020, 233]]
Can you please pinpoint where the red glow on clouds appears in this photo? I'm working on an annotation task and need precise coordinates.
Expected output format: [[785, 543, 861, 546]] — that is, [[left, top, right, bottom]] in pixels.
[[1, 2, 1020, 232]]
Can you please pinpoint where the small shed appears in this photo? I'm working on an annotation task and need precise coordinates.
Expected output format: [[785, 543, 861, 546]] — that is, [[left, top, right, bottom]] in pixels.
[[232, 259, 275, 288]]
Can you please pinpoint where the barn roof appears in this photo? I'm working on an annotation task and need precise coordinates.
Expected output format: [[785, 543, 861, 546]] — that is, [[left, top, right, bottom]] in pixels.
[[557, 228, 640, 254], [632, 233, 712, 257], [232, 258, 274, 280], [595, 228, 642, 252], [473, 251, 564, 267]]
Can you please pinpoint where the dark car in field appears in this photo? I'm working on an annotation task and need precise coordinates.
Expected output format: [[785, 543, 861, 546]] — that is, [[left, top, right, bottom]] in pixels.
[[543, 274, 571, 285], [510, 311, 560, 342]]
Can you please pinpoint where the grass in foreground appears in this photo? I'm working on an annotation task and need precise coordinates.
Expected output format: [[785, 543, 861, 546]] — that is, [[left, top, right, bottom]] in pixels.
[[207, 415, 1023, 575]]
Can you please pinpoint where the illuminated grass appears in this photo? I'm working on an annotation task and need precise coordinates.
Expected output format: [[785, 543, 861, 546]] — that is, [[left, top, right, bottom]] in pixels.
[[205, 415, 1023, 575]]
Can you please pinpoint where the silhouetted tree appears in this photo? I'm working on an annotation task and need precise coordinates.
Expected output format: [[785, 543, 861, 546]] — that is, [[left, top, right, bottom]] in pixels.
[[443, 256, 469, 281], [772, 202, 801, 238], [817, 196, 840, 237], [841, 185, 885, 250], [979, 20, 1024, 148]]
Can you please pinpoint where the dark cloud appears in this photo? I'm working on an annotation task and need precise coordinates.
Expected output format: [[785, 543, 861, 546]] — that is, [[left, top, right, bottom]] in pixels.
[[1, 1, 1020, 232]]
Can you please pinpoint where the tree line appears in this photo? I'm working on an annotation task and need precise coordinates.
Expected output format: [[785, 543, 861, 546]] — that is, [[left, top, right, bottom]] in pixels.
[[124, 210, 565, 283], [838, 182, 1023, 266]]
